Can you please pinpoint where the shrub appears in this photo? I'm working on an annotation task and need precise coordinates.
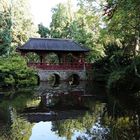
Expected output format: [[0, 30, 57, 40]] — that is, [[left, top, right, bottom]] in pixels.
[[0, 53, 38, 88]]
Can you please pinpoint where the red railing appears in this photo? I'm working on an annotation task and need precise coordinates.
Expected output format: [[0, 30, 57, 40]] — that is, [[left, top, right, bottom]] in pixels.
[[28, 63, 93, 70]]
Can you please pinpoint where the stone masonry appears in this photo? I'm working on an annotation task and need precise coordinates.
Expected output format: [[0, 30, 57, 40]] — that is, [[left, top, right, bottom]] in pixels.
[[37, 69, 87, 81]]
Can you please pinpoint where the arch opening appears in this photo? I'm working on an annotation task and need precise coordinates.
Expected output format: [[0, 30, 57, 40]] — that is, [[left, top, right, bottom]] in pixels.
[[35, 74, 40, 85], [48, 73, 60, 86], [68, 74, 80, 85]]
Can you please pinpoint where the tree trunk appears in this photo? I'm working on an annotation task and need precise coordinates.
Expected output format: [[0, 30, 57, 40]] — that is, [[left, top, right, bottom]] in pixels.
[[134, 35, 140, 78]]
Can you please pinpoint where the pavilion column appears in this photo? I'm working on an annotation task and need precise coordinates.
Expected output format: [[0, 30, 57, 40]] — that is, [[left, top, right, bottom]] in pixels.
[[79, 54, 85, 64], [39, 53, 46, 64], [73, 53, 80, 63], [62, 53, 67, 65], [58, 54, 62, 64]]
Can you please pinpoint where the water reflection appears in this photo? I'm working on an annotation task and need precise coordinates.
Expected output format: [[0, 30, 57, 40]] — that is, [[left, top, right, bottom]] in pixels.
[[22, 82, 106, 123], [0, 82, 140, 140]]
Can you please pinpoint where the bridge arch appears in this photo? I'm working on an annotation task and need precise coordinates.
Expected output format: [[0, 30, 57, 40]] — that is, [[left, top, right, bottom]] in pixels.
[[67, 73, 80, 85], [35, 74, 40, 85], [48, 73, 61, 85]]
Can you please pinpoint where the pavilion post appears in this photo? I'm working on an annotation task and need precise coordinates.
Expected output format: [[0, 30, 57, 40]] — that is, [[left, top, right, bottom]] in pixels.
[[63, 53, 66, 65], [39, 53, 46, 64]]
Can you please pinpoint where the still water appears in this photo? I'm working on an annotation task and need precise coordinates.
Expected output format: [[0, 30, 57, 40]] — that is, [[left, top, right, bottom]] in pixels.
[[0, 81, 140, 140]]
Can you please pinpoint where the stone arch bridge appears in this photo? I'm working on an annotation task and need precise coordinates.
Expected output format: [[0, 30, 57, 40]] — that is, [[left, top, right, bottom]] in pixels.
[[30, 63, 93, 82], [38, 69, 86, 81]]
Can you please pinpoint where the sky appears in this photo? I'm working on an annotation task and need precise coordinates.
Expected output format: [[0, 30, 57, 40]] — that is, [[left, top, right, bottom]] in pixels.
[[29, 0, 76, 27]]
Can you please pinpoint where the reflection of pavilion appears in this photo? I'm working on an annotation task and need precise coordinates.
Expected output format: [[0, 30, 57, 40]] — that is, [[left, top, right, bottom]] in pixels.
[[21, 82, 107, 122], [22, 82, 89, 122]]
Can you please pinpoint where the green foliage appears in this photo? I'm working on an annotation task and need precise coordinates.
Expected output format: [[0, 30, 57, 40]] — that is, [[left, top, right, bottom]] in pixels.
[[0, 0, 12, 56], [38, 23, 50, 38], [93, 43, 132, 81], [50, 3, 70, 38], [107, 59, 140, 95], [25, 52, 40, 63], [0, 0, 38, 56], [11, 0, 38, 46], [103, 0, 140, 54], [0, 54, 38, 87], [53, 113, 96, 139], [11, 116, 32, 140], [37, 1, 104, 61], [93, 43, 140, 94], [107, 70, 125, 94]]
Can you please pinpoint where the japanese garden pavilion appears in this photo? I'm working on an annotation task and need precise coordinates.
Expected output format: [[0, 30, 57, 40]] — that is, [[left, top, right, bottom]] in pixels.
[[17, 38, 92, 71]]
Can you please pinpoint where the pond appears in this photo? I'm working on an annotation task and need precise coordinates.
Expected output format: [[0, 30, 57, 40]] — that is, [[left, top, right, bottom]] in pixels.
[[0, 81, 140, 140]]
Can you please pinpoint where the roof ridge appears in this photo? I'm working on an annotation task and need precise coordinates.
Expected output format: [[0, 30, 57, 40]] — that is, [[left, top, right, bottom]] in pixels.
[[18, 38, 90, 52], [30, 38, 73, 41]]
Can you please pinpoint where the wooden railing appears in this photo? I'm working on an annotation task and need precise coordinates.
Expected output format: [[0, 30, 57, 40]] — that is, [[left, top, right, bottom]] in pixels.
[[28, 62, 93, 70]]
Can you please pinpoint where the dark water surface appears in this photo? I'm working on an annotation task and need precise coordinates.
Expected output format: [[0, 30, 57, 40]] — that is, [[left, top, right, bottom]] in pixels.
[[0, 81, 140, 140]]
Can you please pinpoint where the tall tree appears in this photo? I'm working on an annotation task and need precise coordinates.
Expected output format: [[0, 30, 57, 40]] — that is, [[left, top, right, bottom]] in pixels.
[[0, 0, 12, 56], [0, 0, 38, 55], [38, 23, 50, 38], [49, 1, 104, 61], [50, 3, 71, 38], [11, 0, 38, 46], [103, 0, 140, 76], [104, 0, 140, 54]]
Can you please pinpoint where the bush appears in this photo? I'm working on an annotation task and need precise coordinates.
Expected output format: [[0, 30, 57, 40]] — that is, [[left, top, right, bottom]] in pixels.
[[107, 70, 126, 95], [107, 64, 140, 95], [0, 53, 38, 88]]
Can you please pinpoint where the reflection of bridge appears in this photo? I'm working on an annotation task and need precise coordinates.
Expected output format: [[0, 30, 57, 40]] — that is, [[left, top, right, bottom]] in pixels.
[[17, 38, 93, 82], [21, 82, 107, 122], [22, 110, 88, 123], [22, 82, 88, 122], [35, 81, 86, 95]]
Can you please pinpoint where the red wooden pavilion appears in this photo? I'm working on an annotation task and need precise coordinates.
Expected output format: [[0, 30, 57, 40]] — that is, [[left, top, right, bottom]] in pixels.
[[17, 38, 92, 70]]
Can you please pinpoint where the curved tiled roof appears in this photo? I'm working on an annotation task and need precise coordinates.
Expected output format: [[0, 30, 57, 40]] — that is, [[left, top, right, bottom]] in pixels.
[[18, 38, 90, 52]]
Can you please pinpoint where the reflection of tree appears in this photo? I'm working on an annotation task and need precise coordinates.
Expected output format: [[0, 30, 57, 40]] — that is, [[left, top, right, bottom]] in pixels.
[[101, 113, 140, 140], [10, 108, 33, 140], [51, 101, 106, 140], [101, 94, 140, 140], [79, 93, 140, 140], [52, 113, 95, 140], [0, 90, 38, 140], [0, 89, 39, 113], [0, 108, 33, 140], [51, 94, 140, 140]]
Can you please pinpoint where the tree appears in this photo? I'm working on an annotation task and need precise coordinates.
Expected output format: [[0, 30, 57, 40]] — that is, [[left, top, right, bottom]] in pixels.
[[48, 1, 104, 61], [0, 0, 12, 56], [11, 0, 38, 47], [38, 23, 50, 38], [103, 0, 140, 77], [104, 0, 140, 53], [0, 0, 38, 55], [50, 3, 71, 38]]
